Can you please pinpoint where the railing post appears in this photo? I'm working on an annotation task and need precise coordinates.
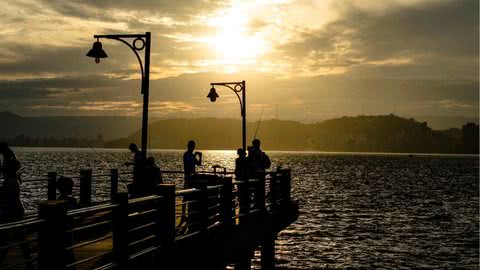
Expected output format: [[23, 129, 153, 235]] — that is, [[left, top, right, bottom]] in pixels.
[[47, 172, 57, 200], [198, 182, 209, 239], [261, 235, 276, 270], [286, 169, 292, 202], [279, 169, 292, 203], [256, 178, 266, 212], [222, 177, 233, 231], [237, 181, 250, 225], [37, 201, 68, 270], [112, 192, 129, 269], [110, 168, 118, 201], [79, 169, 92, 206], [269, 172, 278, 208], [156, 184, 176, 268]]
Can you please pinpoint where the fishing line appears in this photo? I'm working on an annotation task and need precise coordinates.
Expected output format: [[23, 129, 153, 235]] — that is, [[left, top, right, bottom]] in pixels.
[[69, 85, 114, 171], [74, 133, 112, 170], [253, 106, 265, 140]]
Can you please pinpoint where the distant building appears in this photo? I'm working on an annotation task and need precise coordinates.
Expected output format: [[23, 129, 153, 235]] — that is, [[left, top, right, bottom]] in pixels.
[[462, 123, 479, 154]]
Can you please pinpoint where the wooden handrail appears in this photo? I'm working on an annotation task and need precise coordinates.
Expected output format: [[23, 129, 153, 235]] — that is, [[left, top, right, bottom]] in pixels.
[[0, 168, 295, 270], [20, 169, 279, 183], [175, 188, 200, 196]]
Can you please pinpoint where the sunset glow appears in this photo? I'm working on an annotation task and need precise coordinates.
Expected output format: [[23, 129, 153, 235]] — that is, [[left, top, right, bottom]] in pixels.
[[203, 5, 270, 70], [0, 0, 476, 120]]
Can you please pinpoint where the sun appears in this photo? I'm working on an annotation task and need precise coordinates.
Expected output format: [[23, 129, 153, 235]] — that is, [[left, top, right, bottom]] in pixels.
[[206, 7, 268, 66]]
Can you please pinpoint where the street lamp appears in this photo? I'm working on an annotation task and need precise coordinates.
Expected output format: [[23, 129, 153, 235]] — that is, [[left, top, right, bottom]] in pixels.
[[207, 81, 246, 151], [86, 32, 151, 159]]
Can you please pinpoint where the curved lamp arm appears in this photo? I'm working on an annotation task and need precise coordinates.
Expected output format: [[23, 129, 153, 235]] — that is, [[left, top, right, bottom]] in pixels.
[[211, 82, 245, 116], [93, 34, 147, 80]]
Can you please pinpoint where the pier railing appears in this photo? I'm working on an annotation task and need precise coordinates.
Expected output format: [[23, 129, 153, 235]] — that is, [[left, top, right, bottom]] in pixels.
[[18, 168, 289, 211], [0, 168, 295, 270]]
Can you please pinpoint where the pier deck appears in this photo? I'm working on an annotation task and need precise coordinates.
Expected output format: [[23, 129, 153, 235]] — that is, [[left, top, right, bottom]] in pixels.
[[0, 168, 298, 270]]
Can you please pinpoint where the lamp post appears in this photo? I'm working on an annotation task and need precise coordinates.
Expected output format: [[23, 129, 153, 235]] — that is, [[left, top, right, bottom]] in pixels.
[[86, 32, 151, 159], [207, 81, 246, 152]]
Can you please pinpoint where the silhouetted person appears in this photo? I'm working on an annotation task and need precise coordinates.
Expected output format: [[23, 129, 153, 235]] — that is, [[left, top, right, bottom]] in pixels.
[[145, 157, 163, 189], [183, 140, 202, 189], [179, 141, 202, 233], [125, 143, 143, 170], [0, 143, 33, 269], [125, 143, 145, 197], [57, 176, 78, 210], [0, 142, 23, 222], [247, 139, 271, 179], [235, 148, 248, 180]]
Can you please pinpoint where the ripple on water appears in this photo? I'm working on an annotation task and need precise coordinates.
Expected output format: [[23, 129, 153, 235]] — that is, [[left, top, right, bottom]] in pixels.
[[10, 149, 480, 269]]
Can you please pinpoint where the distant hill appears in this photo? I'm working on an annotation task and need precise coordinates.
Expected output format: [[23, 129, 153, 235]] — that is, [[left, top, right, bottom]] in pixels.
[[0, 111, 144, 140], [106, 114, 478, 154], [1, 112, 477, 153]]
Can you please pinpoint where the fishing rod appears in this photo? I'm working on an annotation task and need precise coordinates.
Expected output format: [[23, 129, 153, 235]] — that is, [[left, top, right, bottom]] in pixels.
[[74, 134, 112, 170], [253, 106, 265, 140], [71, 88, 113, 170], [77, 135, 129, 190], [78, 137, 129, 190]]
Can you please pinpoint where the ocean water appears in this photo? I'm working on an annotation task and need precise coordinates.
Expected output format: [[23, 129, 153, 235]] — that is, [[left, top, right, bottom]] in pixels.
[[9, 148, 480, 269]]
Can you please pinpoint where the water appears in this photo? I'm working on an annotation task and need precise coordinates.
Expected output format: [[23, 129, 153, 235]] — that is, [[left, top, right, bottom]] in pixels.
[[9, 148, 480, 269]]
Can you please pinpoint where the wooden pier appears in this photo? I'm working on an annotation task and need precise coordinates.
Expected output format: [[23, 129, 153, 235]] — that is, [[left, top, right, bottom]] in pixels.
[[0, 168, 298, 270]]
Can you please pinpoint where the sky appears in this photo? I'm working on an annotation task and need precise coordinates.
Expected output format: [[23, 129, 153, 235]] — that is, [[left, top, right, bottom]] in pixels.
[[0, 0, 478, 122]]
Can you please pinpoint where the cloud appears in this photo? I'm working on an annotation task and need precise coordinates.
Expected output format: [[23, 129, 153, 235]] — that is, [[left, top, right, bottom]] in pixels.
[[277, 0, 479, 79], [1, 72, 476, 119], [28, 100, 202, 117], [425, 99, 473, 109], [38, 0, 225, 19], [0, 0, 477, 119]]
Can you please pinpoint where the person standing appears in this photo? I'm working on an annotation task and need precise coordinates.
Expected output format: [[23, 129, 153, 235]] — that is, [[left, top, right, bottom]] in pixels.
[[178, 140, 202, 233], [125, 143, 144, 196], [247, 139, 271, 180], [0, 142, 23, 222], [0, 143, 33, 269], [183, 140, 202, 189]]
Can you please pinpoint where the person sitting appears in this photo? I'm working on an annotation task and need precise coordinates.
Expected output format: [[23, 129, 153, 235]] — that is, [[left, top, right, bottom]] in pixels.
[[57, 176, 78, 210], [145, 157, 163, 190]]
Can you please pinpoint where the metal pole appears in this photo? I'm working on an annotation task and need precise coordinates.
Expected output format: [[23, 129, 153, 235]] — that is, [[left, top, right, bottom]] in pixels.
[[141, 32, 151, 159], [242, 80, 246, 152]]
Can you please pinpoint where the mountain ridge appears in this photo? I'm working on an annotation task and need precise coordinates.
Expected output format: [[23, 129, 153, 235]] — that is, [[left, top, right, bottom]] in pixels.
[[105, 114, 478, 154]]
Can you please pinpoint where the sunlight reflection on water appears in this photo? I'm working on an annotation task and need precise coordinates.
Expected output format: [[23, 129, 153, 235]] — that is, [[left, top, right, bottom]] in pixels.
[[11, 148, 480, 269]]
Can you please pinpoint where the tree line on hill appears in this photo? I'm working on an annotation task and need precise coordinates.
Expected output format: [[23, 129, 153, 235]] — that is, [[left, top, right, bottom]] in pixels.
[[105, 115, 478, 154], [2, 113, 478, 153]]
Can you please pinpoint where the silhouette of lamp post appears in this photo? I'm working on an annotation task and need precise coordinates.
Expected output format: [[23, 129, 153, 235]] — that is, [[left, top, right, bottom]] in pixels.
[[207, 81, 246, 151], [86, 32, 151, 159]]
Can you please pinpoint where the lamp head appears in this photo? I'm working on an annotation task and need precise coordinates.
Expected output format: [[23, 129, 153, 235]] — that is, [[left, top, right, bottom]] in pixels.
[[86, 39, 108, 64], [207, 86, 219, 102]]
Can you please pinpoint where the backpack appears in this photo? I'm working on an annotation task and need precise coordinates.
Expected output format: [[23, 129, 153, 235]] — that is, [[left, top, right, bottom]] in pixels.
[[262, 152, 271, 169]]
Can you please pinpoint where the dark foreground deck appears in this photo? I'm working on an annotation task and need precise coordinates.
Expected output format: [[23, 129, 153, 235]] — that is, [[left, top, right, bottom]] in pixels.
[[0, 169, 298, 270]]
